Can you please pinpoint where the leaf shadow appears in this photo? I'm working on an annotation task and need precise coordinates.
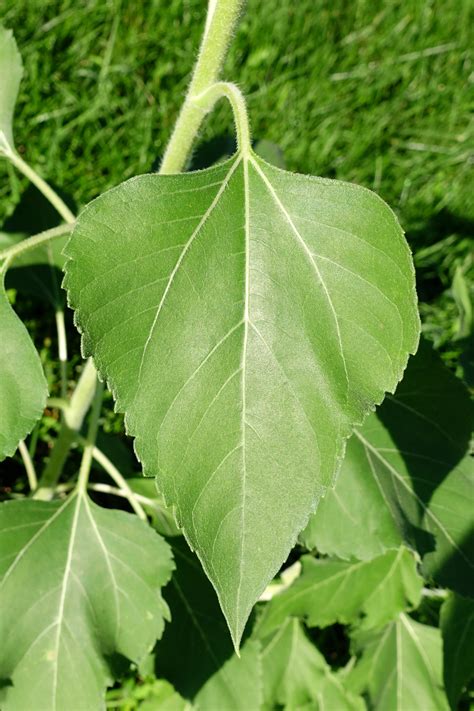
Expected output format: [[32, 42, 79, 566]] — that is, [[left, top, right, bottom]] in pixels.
[[153, 536, 254, 700]]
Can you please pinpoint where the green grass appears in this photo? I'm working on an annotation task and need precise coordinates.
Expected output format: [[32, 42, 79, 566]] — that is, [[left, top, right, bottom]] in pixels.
[[1, 0, 472, 366]]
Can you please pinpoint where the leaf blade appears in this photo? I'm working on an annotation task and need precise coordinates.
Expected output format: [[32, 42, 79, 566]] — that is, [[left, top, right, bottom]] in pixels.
[[64, 152, 419, 645], [0, 496, 174, 710]]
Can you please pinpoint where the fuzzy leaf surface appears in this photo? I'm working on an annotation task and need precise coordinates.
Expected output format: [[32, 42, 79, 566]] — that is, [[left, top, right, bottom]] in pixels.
[[64, 152, 418, 645], [0, 24, 22, 148], [302, 341, 474, 595], [348, 614, 449, 711], [0, 267, 48, 459], [257, 547, 423, 637], [0, 496, 173, 710]]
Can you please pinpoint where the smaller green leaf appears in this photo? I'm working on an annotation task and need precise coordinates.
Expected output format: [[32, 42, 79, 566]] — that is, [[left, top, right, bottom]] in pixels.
[[0, 267, 48, 459], [440, 593, 474, 709], [138, 680, 191, 711], [0, 24, 23, 150], [347, 614, 449, 711], [260, 618, 364, 711], [0, 495, 174, 710], [302, 340, 474, 596], [193, 639, 262, 711], [257, 547, 422, 637]]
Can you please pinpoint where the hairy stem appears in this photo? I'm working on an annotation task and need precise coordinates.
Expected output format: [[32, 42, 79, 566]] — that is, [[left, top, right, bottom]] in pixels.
[[194, 82, 251, 155], [5, 149, 75, 224], [0, 223, 73, 263], [160, 0, 244, 174], [77, 379, 103, 494]]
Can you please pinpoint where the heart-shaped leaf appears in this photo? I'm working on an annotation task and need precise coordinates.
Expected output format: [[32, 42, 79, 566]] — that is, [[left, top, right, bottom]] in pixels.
[[0, 265, 48, 459], [0, 24, 23, 150], [0, 496, 174, 710], [64, 152, 419, 645]]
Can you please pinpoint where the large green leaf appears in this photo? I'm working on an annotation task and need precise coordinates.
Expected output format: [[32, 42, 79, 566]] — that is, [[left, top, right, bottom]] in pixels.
[[302, 341, 474, 596], [259, 618, 364, 711], [64, 151, 419, 645], [0, 265, 48, 459], [0, 495, 173, 710], [347, 614, 449, 711], [257, 547, 423, 638], [440, 593, 474, 709], [0, 24, 22, 150]]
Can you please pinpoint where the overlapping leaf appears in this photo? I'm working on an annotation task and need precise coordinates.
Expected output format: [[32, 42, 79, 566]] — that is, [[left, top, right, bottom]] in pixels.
[[302, 341, 474, 596], [440, 593, 474, 709], [347, 614, 449, 710], [0, 266, 48, 459], [0, 496, 174, 710], [64, 151, 418, 645], [259, 618, 364, 711], [257, 547, 423, 637]]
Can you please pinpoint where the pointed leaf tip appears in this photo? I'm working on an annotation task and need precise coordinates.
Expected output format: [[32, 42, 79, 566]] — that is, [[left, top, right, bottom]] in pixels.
[[64, 152, 419, 642]]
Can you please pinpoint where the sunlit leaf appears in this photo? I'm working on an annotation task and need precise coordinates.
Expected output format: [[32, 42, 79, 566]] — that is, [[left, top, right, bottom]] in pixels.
[[64, 151, 418, 645], [347, 614, 449, 710], [0, 496, 174, 710], [257, 547, 423, 637], [260, 618, 365, 711]]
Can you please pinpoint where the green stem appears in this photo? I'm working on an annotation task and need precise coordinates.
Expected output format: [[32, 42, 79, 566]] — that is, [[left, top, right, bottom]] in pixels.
[[18, 440, 38, 491], [37, 359, 98, 493], [194, 82, 251, 155], [55, 309, 68, 401], [0, 223, 73, 263], [75, 434, 147, 520], [160, 0, 244, 174], [5, 149, 75, 224], [77, 380, 104, 494]]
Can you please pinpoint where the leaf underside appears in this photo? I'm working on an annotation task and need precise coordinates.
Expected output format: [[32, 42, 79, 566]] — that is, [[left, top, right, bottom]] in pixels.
[[64, 151, 419, 645], [0, 496, 173, 711]]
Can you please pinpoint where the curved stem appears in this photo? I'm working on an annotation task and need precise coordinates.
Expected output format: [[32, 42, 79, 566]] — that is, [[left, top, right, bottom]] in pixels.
[[75, 434, 147, 520], [194, 82, 251, 156], [18, 440, 38, 491], [5, 149, 75, 224], [77, 379, 103, 494], [0, 223, 73, 263], [160, 0, 244, 174]]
